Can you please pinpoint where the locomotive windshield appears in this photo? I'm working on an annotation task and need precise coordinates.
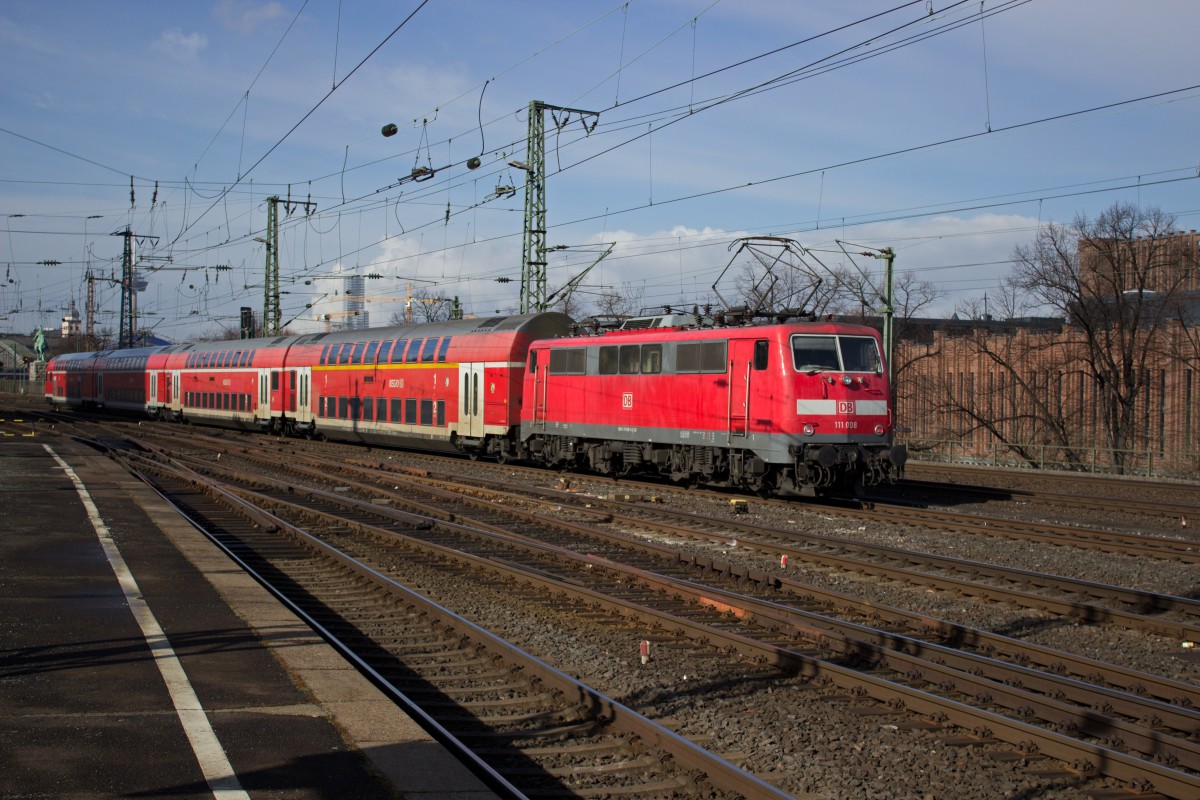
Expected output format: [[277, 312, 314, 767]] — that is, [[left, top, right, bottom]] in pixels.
[[792, 334, 881, 374]]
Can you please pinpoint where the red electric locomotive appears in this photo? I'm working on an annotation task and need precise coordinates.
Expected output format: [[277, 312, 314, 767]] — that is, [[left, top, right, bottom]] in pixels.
[[518, 315, 906, 495]]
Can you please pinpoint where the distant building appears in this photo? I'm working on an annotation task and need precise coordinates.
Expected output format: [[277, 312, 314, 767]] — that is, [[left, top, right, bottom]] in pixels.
[[1079, 229, 1200, 295], [61, 300, 82, 337], [344, 274, 369, 330], [894, 230, 1199, 475]]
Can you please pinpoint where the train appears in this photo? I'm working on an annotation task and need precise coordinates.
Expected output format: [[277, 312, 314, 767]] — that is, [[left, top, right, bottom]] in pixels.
[[44, 310, 906, 496]]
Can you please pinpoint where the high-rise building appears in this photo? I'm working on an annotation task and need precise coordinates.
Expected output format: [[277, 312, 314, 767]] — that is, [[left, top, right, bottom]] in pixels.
[[344, 274, 368, 330]]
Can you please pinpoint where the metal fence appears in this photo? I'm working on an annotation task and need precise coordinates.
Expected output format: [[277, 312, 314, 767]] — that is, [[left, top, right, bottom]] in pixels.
[[0, 374, 31, 395], [905, 437, 1200, 481]]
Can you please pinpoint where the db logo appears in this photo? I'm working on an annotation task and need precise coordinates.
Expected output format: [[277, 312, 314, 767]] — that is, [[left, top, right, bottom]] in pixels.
[[838, 400, 856, 414], [622, 392, 633, 409]]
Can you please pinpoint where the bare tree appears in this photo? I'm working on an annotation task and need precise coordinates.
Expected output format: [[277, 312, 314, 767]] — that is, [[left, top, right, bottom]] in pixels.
[[547, 283, 588, 320], [1010, 202, 1194, 470], [928, 322, 1097, 468], [953, 278, 1032, 322], [196, 323, 244, 342], [593, 283, 644, 320], [952, 296, 990, 321], [386, 287, 455, 325]]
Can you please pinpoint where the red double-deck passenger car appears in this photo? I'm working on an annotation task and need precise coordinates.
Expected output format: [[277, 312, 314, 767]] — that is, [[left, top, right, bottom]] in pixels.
[[46, 313, 573, 458]]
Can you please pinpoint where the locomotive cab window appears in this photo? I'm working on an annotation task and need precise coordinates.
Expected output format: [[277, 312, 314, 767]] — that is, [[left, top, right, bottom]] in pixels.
[[791, 335, 881, 374], [792, 336, 841, 372], [840, 336, 882, 374]]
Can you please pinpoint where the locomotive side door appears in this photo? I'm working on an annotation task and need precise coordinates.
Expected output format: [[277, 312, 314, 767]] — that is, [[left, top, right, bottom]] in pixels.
[[727, 338, 755, 439], [458, 361, 485, 438], [528, 348, 547, 430], [727, 338, 769, 441]]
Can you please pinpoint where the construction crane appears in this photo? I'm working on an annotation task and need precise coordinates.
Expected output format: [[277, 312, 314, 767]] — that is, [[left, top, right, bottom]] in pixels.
[[313, 310, 362, 332], [340, 283, 460, 324]]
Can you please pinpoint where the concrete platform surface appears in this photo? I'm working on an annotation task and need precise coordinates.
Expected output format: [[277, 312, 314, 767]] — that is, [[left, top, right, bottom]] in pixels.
[[0, 430, 499, 800]]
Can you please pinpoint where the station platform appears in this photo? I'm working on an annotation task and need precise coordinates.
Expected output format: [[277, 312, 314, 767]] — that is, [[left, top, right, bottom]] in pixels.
[[0, 425, 499, 800]]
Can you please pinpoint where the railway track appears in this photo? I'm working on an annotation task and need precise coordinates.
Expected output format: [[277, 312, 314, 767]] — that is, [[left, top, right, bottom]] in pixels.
[[112, 448, 788, 800], [124, 426, 1200, 647], [908, 461, 1200, 497], [106, 429, 1200, 797], [892, 476, 1200, 523], [11, 403, 1200, 797], [185, 434, 1200, 638]]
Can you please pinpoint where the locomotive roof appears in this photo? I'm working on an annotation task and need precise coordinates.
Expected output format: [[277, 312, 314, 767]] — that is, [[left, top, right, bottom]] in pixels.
[[551, 319, 882, 344]]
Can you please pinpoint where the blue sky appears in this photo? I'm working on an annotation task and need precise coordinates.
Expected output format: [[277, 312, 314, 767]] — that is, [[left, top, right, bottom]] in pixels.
[[2, 0, 1198, 341]]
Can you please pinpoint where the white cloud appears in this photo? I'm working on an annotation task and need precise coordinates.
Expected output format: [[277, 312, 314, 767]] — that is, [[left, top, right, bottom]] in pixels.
[[214, 0, 287, 35], [152, 28, 208, 62]]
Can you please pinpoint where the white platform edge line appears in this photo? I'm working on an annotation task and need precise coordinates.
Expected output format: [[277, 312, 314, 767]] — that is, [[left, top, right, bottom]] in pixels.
[[45, 444, 250, 800]]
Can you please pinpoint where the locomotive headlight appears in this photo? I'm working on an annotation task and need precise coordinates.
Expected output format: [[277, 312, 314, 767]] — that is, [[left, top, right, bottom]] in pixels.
[[842, 374, 853, 386], [874, 424, 886, 436], [803, 424, 816, 436]]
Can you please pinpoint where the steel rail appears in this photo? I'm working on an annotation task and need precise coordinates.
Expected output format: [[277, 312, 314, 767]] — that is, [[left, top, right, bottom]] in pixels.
[[167, 457, 1200, 799], [113, 449, 795, 800], [131, 431, 1200, 709]]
